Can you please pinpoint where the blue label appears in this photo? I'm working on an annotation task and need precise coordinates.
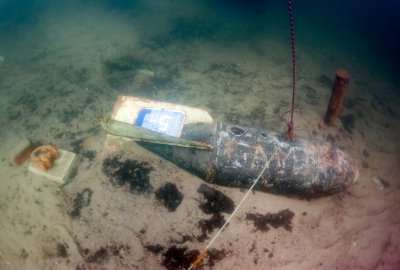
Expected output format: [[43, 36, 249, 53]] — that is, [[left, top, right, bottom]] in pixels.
[[136, 108, 185, 137]]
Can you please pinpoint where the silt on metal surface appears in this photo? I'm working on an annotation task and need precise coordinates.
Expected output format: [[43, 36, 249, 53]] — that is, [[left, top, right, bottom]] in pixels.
[[139, 122, 358, 198]]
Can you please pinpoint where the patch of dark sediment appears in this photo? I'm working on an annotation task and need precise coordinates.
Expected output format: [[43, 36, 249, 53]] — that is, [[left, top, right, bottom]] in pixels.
[[246, 209, 295, 232], [102, 154, 153, 194]]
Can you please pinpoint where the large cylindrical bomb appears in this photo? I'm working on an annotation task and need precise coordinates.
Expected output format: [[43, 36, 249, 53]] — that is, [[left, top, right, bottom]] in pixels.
[[140, 123, 358, 198]]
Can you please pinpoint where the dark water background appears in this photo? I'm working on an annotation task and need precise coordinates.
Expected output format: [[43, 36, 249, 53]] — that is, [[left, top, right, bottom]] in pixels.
[[0, 0, 399, 81], [0, 0, 399, 138]]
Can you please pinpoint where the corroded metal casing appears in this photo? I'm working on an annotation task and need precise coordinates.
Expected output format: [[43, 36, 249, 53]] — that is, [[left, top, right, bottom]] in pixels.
[[325, 70, 351, 126], [140, 123, 358, 197]]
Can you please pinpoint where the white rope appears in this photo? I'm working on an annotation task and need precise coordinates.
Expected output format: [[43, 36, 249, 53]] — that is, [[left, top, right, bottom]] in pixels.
[[188, 163, 268, 270]]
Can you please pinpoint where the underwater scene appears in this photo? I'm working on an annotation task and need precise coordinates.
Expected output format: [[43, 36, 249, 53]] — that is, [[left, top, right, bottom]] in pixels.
[[0, 0, 399, 269]]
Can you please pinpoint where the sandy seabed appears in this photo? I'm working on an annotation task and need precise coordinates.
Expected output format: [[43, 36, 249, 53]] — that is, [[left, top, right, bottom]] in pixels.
[[0, 2, 399, 269]]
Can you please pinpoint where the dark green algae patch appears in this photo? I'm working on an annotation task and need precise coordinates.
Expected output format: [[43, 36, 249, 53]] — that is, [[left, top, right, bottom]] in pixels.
[[102, 155, 154, 194], [101, 155, 295, 269]]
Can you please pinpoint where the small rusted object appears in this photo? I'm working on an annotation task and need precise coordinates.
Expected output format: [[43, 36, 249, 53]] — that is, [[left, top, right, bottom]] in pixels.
[[13, 145, 35, 166], [324, 69, 351, 126], [9, 139, 34, 166]]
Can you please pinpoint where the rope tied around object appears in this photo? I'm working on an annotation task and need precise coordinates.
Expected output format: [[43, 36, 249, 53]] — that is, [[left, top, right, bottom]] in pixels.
[[284, 0, 297, 141]]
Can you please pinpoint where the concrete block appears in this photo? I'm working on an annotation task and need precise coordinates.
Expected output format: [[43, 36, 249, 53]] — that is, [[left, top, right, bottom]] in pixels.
[[28, 150, 77, 184]]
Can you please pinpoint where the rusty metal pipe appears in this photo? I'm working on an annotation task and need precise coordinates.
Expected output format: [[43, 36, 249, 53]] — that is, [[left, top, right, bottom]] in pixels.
[[324, 70, 351, 126]]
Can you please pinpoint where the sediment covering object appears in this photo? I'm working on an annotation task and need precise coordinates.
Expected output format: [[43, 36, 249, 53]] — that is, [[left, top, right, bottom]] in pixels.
[[140, 123, 358, 197], [101, 119, 358, 197]]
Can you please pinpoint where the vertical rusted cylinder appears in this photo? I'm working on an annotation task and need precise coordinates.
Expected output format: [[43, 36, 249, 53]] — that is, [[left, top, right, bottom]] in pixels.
[[324, 69, 351, 126]]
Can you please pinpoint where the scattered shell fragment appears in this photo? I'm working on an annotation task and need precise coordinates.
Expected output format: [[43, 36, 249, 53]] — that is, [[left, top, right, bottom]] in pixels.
[[371, 176, 390, 190], [138, 69, 154, 77]]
